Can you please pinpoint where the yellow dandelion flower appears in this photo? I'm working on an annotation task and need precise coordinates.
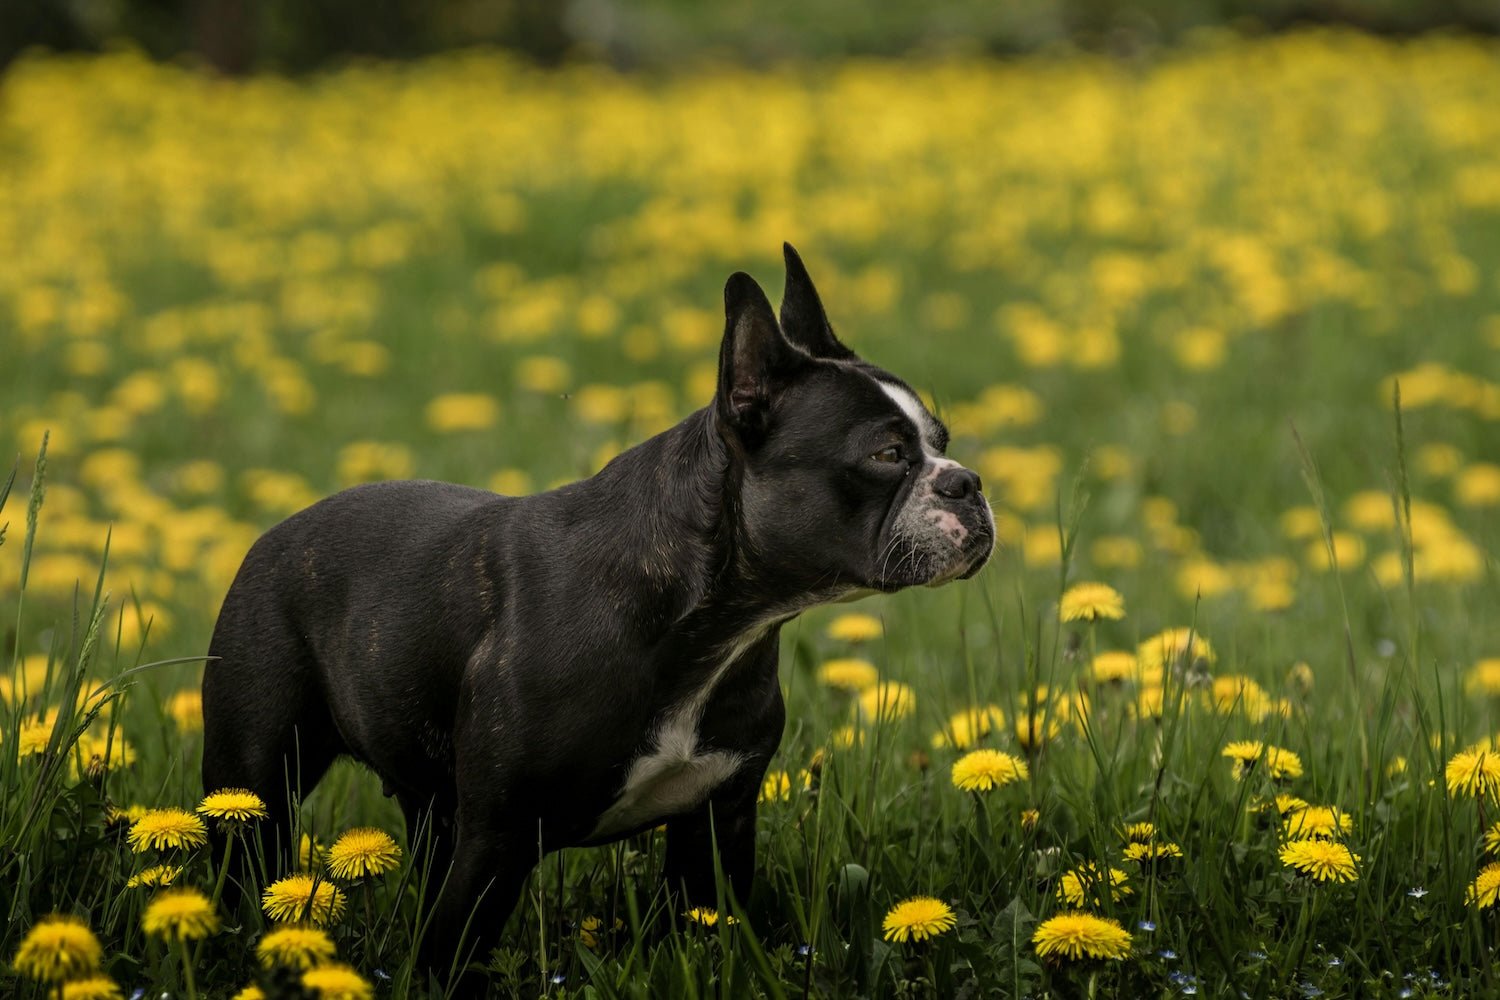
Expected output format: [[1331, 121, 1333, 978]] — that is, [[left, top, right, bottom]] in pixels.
[[881, 896, 956, 943], [72, 733, 136, 779], [1137, 628, 1214, 673], [856, 682, 916, 723], [759, 770, 793, 803], [1020, 808, 1040, 831], [1133, 685, 1165, 720], [11, 914, 102, 982], [1484, 822, 1500, 856], [263, 874, 347, 925], [1260, 793, 1310, 817], [167, 689, 203, 731], [1123, 841, 1183, 863], [1059, 582, 1125, 622], [826, 613, 882, 643], [424, 393, 499, 433], [1457, 464, 1500, 508], [931, 704, 1005, 750], [1288, 662, 1315, 694], [126, 864, 182, 889], [127, 809, 208, 853], [1015, 711, 1064, 752], [1222, 741, 1303, 781], [233, 987, 266, 1000], [683, 907, 737, 927], [299, 833, 327, 870], [326, 828, 402, 880], [61, 976, 123, 1000], [17, 712, 57, 756], [1209, 675, 1275, 721], [578, 915, 610, 950], [257, 925, 337, 970], [832, 724, 864, 748], [1120, 822, 1156, 842], [1387, 756, 1408, 777], [142, 888, 219, 941], [1467, 862, 1500, 909], [816, 657, 879, 691], [302, 963, 373, 1000], [1032, 911, 1132, 961], [950, 749, 1029, 792], [1284, 806, 1353, 839], [1446, 747, 1500, 798], [106, 803, 149, 827], [1279, 839, 1360, 883], [1057, 864, 1133, 907], [197, 789, 269, 826], [1090, 651, 1139, 684]]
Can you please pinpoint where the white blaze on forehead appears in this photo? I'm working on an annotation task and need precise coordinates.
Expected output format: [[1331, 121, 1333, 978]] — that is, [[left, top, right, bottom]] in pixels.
[[875, 379, 941, 457]]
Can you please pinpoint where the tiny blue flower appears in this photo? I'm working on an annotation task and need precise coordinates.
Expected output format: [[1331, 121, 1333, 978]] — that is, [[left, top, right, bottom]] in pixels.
[[1408, 886, 1429, 899], [1248, 950, 1267, 961], [796, 943, 813, 958], [1327, 956, 1342, 967], [550, 972, 566, 985], [1171, 972, 1200, 994], [1299, 984, 1323, 998], [1138, 920, 1157, 932], [1159, 949, 1178, 961]]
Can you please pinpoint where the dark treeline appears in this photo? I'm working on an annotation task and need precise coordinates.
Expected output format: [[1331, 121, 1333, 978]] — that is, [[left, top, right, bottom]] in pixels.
[[3, 0, 1498, 74]]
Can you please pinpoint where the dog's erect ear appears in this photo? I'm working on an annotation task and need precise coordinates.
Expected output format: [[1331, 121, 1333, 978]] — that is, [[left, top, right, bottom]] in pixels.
[[780, 243, 855, 361], [717, 271, 802, 441]]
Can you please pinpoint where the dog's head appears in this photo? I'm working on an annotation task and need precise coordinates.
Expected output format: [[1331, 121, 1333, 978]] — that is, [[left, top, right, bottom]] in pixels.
[[713, 244, 994, 595]]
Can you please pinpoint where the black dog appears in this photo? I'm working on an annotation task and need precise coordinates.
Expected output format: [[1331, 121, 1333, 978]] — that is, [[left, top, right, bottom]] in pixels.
[[201, 244, 993, 979]]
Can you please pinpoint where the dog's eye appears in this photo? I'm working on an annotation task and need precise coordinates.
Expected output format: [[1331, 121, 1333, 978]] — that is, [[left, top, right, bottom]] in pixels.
[[871, 446, 904, 464]]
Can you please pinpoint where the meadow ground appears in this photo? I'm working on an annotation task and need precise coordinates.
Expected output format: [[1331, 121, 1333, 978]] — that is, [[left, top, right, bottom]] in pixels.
[[3, 28, 1500, 998]]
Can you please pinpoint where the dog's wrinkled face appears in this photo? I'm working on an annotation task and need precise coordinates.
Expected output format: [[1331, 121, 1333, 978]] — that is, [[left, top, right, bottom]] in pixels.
[[717, 246, 995, 595]]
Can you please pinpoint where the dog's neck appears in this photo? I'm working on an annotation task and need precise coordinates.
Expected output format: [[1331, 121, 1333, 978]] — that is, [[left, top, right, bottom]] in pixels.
[[556, 407, 828, 646]]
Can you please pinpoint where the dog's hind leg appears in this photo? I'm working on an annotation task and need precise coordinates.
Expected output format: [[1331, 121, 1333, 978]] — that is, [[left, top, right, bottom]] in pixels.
[[202, 587, 345, 906], [397, 787, 457, 937]]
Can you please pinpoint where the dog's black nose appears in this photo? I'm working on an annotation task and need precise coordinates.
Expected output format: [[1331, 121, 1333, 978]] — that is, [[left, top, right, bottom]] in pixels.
[[935, 466, 981, 500]]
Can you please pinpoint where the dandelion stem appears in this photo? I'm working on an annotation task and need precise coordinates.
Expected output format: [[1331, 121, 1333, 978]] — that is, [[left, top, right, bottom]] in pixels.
[[196, 828, 239, 972], [210, 828, 237, 912], [364, 879, 377, 966], [178, 935, 199, 1000]]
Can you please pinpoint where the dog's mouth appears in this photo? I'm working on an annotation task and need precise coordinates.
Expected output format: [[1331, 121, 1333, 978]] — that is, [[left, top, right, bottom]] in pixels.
[[868, 525, 993, 593], [927, 531, 994, 587]]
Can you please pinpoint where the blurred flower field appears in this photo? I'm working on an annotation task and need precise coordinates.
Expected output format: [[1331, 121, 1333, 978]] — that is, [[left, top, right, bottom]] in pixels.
[[3, 28, 1500, 998]]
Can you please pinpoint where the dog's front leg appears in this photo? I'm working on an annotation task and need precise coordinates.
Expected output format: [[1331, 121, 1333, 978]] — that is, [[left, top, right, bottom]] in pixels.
[[662, 768, 765, 913], [419, 819, 530, 993]]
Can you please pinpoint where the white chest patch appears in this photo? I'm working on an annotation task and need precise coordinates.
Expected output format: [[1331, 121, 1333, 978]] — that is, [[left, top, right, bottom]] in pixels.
[[590, 627, 773, 840], [589, 715, 746, 840]]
